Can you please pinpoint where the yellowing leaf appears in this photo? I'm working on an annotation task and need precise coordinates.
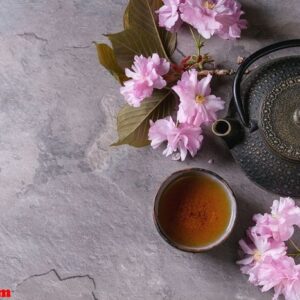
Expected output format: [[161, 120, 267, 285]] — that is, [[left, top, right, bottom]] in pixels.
[[123, 3, 130, 29], [97, 0, 178, 148], [95, 43, 127, 84], [112, 89, 175, 147], [107, 0, 176, 69], [126, 0, 176, 58]]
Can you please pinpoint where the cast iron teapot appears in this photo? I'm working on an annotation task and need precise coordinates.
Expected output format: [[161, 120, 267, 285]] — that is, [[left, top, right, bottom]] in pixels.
[[212, 40, 300, 197]]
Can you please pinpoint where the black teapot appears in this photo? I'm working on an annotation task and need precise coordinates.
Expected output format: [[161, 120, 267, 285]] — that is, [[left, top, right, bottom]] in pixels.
[[212, 40, 300, 197]]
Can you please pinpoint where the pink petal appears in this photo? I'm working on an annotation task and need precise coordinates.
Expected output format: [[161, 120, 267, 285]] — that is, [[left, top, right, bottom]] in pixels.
[[237, 256, 254, 266], [239, 239, 253, 255], [197, 74, 212, 96], [148, 117, 203, 161], [173, 71, 224, 126], [180, 0, 247, 40], [148, 117, 175, 148], [121, 54, 170, 107], [156, 0, 184, 32]]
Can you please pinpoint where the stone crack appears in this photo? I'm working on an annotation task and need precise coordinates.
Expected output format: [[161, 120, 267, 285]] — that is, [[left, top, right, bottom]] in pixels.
[[14, 269, 97, 299], [71, 45, 91, 49], [16, 32, 48, 43]]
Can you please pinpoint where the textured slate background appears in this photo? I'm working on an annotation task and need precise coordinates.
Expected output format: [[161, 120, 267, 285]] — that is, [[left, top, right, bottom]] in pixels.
[[0, 0, 299, 299]]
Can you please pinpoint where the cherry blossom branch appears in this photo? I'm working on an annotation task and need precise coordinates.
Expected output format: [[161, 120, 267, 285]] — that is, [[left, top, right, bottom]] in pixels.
[[189, 26, 203, 56], [195, 56, 253, 77], [198, 69, 235, 76], [197, 67, 252, 77]]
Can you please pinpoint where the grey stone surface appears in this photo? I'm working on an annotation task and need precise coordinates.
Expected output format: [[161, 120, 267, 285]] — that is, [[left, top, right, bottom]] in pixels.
[[0, 0, 299, 299]]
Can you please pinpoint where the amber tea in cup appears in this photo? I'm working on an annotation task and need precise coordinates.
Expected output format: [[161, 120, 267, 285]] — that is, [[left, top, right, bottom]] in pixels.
[[154, 169, 236, 252]]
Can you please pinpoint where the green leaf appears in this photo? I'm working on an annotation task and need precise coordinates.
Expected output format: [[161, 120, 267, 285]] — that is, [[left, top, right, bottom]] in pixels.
[[107, 0, 176, 69], [95, 43, 127, 84], [112, 89, 175, 147]]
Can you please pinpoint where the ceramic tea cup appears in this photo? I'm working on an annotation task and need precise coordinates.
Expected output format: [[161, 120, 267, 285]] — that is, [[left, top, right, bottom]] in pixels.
[[154, 168, 237, 252]]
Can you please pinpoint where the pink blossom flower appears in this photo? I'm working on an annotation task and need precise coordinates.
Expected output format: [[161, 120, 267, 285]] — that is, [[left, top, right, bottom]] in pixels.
[[254, 256, 299, 300], [148, 116, 176, 149], [238, 232, 286, 266], [180, 0, 221, 39], [120, 54, 170, 107], [240, 249, 300, 300], [256, 257, 288, 297], [252, 198, 300, 242], [215, 0, 248, 40], [180, 0, 247, 39], [271, 197, 300, 227], [172, 70, 224, 126], [238, 198, 300, 300], [148, 116, 203, 161], [281, 264, 300, 300], [156, 0, 185, 32], [238, 231, 286, 285]]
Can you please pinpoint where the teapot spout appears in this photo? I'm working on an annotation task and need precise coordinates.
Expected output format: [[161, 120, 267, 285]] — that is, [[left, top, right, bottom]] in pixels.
[[212, 118, 243, 149]]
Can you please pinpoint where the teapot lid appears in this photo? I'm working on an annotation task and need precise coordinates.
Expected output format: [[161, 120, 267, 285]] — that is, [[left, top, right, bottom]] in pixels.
[[261, 77, 300, 162]]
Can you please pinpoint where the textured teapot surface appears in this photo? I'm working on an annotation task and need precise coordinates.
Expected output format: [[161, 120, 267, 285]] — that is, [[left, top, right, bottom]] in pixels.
[[230, 56, 300, 197], [261, 76, 300, 162]]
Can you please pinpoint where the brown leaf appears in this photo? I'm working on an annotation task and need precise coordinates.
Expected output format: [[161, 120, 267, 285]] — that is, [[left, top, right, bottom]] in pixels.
[[95, 43, 127, 84], [97, 0, 178, 148], [112, 89, 175, 147], [107, 0, 176, 69], [123, 2, 130, 29]]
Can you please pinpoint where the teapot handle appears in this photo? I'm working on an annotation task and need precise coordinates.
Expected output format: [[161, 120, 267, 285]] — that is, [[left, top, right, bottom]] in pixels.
[[233, 39, 300, 128]]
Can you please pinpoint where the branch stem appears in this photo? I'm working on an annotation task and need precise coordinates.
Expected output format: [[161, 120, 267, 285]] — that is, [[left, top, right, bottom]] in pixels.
[[189, 26, 202, 56], [198, 69, 235, 76]]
